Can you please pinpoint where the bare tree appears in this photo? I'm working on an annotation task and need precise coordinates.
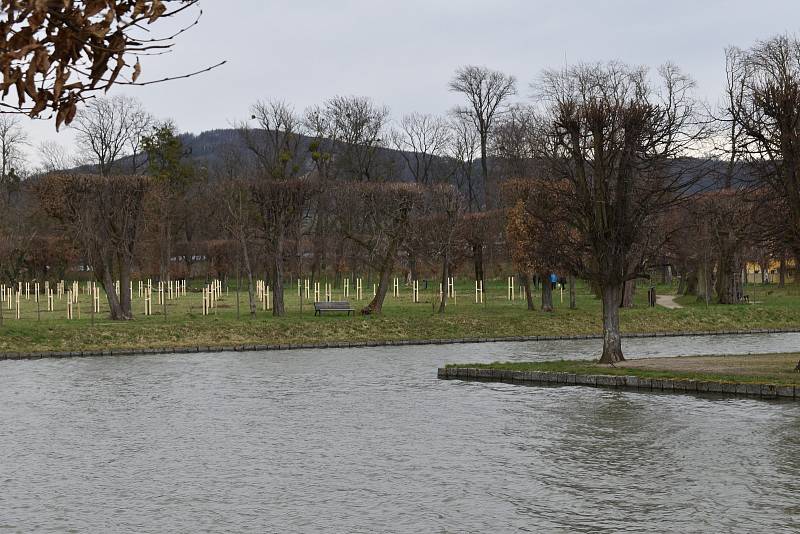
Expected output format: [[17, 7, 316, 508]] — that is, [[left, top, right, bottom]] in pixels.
[[449, 66, 516, 286], [240, 100, 312, 316], [217, 177, 258, 318], [241, 100, 306, 179], [425, 184, 465, 313], [446, 115, 480, 209], [0, 178, 39, 283], [304, 96, 394, 285], [71, 95, 153, 176], [700, 190, 755, 304], [334, 182, 422, 314], [391, 112, 451, 184], [493, 104, 539, 180], [303, 105, 338, 283], [206, 141, 259, 309], [726, 35, 800, 266], [37, 174, 150, 320], [493, 104, 545, 307], [250, 177, 318, 316], [306, 95, 392, 182], [0, 115, 27, 193], [37, 140, 76, 174], [390, 112, 451, 281], [534, 61, 708, 363], [449, 65, 517, 207]]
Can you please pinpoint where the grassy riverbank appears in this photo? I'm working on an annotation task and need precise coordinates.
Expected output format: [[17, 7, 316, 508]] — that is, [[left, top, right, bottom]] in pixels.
[[449, 353, 800, 386], [1, 280, 800, 354]]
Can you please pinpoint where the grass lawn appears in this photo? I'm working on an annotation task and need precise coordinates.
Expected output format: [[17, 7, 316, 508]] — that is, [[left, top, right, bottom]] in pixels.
[[447, 353, 800, 386], [0, 278, 799, 353]]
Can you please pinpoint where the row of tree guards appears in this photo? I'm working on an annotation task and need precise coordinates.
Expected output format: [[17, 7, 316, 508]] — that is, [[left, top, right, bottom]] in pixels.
[[0, 275, 573, 323], [2, 280, 76, 320], [212, 276, 507, 315], [0, 279, 189, 323]]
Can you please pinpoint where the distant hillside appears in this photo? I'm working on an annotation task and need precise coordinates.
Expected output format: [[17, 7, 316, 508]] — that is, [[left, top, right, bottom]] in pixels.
[[177, 129, 748, 191], [69, 127, 430, 183], [68, 127, 747, 194], [177, 128, 431, 183]]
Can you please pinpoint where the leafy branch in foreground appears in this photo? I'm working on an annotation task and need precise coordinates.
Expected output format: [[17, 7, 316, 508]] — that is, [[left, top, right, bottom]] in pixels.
[[0, 0, 224, 128]]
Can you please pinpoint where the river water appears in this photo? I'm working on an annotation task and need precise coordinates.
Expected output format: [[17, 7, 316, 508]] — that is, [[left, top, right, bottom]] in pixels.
[[1, 333, 799, 533]]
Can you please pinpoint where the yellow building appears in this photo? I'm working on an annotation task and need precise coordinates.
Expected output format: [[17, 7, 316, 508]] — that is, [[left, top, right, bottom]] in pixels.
[[744, 258, 796, 283]]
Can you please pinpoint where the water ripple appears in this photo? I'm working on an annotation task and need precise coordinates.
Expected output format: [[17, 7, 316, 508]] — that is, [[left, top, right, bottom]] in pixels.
[[0, 334, 798, 532]]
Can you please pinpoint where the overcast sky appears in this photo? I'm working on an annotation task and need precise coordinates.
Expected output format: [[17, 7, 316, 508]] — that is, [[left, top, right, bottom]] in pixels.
[[20, 0, 800, 167]]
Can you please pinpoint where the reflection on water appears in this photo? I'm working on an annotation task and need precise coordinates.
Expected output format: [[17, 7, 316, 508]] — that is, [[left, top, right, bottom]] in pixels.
[[0, 333, 798, 533]]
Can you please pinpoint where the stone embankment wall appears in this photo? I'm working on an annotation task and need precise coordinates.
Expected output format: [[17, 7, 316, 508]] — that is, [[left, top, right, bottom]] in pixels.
[[0, 327, 798, 362], [438, 367, 798, 400]]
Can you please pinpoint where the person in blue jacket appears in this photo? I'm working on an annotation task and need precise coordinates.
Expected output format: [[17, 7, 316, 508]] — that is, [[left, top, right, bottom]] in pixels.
[[550, 272, 557, 289]]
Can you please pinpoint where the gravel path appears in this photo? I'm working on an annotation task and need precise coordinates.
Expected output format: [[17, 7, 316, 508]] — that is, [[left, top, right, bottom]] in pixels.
[[656, 294, 683, 309]]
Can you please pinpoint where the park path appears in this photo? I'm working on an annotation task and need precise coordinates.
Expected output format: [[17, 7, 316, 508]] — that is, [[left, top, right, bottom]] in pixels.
[[656, 294, 683, 309]]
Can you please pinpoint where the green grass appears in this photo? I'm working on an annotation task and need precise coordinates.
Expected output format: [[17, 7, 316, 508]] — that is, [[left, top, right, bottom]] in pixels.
[[0, 278, 799, 354], [447, 353, 800, 386]]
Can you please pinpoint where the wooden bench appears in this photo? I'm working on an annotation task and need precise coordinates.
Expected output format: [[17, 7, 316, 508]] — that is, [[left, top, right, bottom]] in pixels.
[[314, 301, 354, 316]]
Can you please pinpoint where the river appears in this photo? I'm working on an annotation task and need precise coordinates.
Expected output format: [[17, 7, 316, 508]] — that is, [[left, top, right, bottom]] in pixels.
[[1, 333, 798, 532]]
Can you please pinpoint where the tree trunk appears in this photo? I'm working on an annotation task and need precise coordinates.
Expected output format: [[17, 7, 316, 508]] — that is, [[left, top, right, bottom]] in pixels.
[[479, 137, 488, 209], [568, 273, 576, 309], [663, 265, 672, 286], [716, 253, 737, 304], [438, 254, 449, 314], [779, 252, 787, 288], [241, 237, 257, 317], [236, 260, 241, 320], [696, 264, 712, 303], [100, 264, 125, 320], [362, 239, 398, 315], [165, 226, 172, 282], [794, 254, 800, 288], [408, 250, 418, 285], [599, 284, 625, 363], [159, 214, 170, 285], [119, 257, 133, 319], [272, 237, 285, 316], [333, 240, 345, 290], [540, 271, 553, 312], [472, 242, 484, 287], [621, 279, 635, 308], [521, 272, 534, 311], [309, 211, 327, 287], [589, 279, 601, 299], [677, 271, 688, 295]]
